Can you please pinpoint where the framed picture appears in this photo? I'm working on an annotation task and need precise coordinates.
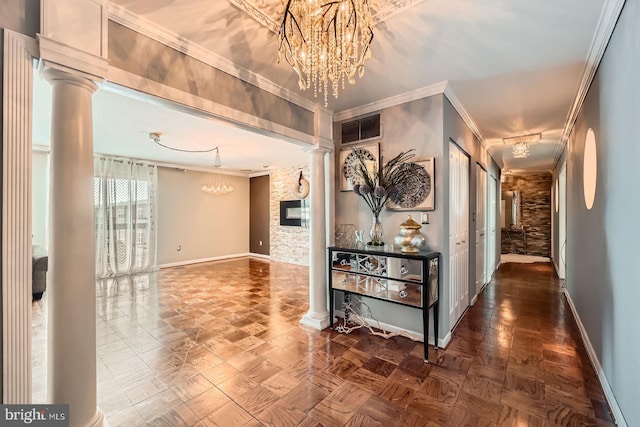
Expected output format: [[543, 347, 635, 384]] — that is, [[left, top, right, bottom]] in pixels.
[[339, 142, 379, 191], [387, 157, 435, 211]]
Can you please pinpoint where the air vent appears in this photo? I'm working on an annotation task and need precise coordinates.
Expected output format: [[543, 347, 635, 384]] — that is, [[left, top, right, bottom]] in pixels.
[[341, 113, 381, 144]]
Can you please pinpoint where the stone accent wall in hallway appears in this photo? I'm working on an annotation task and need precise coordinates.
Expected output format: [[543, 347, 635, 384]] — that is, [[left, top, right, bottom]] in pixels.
[[501, 173, 551, 257], [270, 165, 310, 266]]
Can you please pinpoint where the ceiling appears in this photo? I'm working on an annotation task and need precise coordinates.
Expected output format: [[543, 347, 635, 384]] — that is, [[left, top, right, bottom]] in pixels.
[[38, 0, 612, 173], [32, 73, 310, 173]]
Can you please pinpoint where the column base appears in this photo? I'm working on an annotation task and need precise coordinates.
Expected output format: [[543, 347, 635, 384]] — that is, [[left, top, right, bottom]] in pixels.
[[86, 408, 109, 427], [300, 311, 330, 330]]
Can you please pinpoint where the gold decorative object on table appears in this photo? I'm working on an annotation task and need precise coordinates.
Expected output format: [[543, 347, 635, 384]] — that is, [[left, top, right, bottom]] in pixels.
[[394, 215, 426, 253]]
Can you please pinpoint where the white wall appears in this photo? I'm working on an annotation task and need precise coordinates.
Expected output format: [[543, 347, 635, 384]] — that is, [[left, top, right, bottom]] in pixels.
[[157, 167, 250, 266], [32, 150, 49, 247], [563, 2, 639, 424]]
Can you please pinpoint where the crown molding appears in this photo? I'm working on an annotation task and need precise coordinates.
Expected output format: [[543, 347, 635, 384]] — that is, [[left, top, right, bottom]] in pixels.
[[227, 0, 279, 33], [443, 84, 486, 150], [333, 81, 448, 122], [372, 0, 425, 24], [555, 0, 626, 166], [107, 3, 318, 113]]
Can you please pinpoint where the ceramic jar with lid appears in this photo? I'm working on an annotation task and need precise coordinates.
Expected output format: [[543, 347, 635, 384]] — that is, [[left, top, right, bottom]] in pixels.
[[393, 215, 426, 253]]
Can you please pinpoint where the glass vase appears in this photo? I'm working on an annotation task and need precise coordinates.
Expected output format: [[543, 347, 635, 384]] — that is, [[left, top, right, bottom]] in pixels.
[[367, 214, 384, 248]]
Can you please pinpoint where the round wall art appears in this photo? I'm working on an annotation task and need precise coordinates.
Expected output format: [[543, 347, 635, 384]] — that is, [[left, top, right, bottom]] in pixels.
[[387, 157, 436, 211], [339, 142, 379, 191]]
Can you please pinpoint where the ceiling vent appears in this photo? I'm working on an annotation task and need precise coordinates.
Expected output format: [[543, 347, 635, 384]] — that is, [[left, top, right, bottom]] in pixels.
[[341, 113, 381, 145]]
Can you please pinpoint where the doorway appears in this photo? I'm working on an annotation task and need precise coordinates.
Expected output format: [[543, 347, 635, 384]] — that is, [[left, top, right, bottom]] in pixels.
[[558, 164, 567, 279], [487, 175, 498, 281], [449, 141, 470, 326], [475, 164, 487, 297]]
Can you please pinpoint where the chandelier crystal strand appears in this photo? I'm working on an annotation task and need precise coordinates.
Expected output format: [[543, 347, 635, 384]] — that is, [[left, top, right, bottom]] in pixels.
[[201, 148, 234, 195], [512, 141, 530, 158], [278, 0, 375, 106]]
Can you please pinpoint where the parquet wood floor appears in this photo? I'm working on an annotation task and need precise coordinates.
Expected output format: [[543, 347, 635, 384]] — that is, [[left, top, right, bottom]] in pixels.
[[32, 258, 616, 426]]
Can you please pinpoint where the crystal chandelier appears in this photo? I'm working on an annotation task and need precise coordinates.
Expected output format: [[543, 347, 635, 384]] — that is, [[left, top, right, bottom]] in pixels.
[[512, 141, 530, 158], [278, 0, 375, 106], [503, 133, 541, 159], [201, 148, 234, 195]]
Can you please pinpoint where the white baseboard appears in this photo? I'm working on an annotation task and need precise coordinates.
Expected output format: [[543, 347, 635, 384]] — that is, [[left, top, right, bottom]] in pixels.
[[563, 289, 627, 427], [471, 294, 479, 306], [249, 252, 271, 259], [333, 309, 449, 348], [439, 331, 452, 349], [159, 253, 252, 269]]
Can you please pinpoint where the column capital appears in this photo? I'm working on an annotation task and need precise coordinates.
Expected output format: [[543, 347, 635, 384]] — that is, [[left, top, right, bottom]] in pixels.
[[306, 137, 334, 153], [38, 0, 109, 80], [43, 68, 99, 94]]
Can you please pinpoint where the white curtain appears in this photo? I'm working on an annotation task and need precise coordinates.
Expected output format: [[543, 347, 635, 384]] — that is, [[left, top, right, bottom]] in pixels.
[[94, 156, 158, 278]]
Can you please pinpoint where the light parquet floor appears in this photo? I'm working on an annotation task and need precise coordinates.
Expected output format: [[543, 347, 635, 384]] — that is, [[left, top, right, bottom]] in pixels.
[[32, 258, 616, 426]]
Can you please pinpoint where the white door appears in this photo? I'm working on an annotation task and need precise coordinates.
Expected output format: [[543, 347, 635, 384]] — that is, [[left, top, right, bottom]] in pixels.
[[475, 165, 487, 296], [487, 175, 497, 281], [449, 143, 470, 327], [558, 164, 567, 279]]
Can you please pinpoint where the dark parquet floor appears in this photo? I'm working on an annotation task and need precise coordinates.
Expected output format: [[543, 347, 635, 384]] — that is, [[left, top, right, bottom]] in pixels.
[[32, 258, 616, 426]]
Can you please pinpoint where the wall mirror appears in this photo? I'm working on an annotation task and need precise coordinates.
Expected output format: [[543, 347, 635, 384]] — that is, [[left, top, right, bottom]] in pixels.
[[500, 190, 519, 229]]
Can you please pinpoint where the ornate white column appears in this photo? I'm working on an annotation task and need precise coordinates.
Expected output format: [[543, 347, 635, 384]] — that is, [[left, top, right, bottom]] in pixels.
[[44, 69, 105, 427], [301, 146, 331, 330]]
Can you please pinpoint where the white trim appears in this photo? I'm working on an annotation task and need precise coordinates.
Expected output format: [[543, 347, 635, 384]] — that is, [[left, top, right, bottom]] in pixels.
[[443, 85, 487, 150], [300, 312, 331, 331], [332, 82, 492, 161], [440, 331, 452, 349], [248, 252, 271, 259], [333, 309, 449, 348], [248, 170, 271, 178], [470, 294, 479, 306], [37, 35, 109, 81], [159, 253, 254, 269], [555, 0, 626, 166], [102, 70, 316, 147], [107, 3, 318, 113], [563, 289, 628, 427], [333, 81, 448, 122], [2, 29, 35, 404]]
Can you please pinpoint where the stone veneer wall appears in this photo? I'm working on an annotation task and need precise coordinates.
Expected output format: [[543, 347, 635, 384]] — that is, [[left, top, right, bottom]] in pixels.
[[270, 166, 310, 266], [501, 173, 552, 257]]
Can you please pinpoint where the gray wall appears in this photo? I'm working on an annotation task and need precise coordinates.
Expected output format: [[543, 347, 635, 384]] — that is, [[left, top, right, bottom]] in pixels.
[[108, 21, 315, 136], [250, 175, 270, 255], [334, 94, 499, 339], [563, 1, 639, 424], [0, 0, 40, 38], [443, 96, 501, 335], [334, 95, 444, 335], [157, 168, 250, 265]]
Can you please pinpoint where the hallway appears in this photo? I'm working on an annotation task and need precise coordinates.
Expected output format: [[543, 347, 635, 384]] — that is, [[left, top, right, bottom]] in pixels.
[[31, 259, 614, 426]]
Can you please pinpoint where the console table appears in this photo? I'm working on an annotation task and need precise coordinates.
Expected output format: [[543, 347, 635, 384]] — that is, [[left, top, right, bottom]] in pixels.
[[328, 246, 441, 363]]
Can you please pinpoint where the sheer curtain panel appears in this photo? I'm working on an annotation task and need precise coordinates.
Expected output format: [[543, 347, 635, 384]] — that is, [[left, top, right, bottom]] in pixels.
[[94, 156, 158, 278]]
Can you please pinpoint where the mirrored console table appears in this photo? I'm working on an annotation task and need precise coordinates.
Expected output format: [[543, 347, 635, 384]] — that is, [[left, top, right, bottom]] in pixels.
[[328, 246, 441, 363]]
